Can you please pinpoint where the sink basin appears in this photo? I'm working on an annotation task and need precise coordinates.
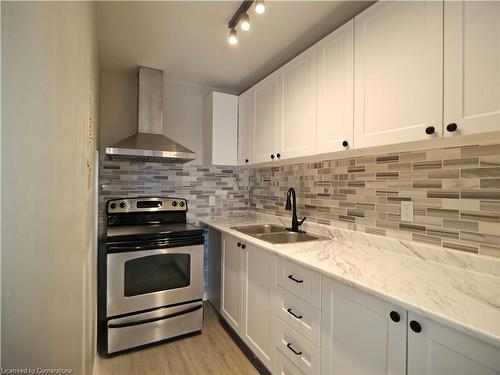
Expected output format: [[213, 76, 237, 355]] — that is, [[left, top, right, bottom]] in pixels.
[[231, 224, 287, 235], [258, 231, 324, 244], [231, 224, 327, 244]]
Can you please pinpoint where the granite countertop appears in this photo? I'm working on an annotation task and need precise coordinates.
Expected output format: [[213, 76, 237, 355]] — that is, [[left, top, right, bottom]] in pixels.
[[202, 213, 500, 348]]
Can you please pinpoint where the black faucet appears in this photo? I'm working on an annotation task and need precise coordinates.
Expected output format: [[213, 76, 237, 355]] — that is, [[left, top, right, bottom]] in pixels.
[[285, 187, 306, 232]]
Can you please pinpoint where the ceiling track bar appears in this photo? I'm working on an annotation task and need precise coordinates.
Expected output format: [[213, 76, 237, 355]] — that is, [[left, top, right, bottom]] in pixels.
[[228, 1, 254, 29]]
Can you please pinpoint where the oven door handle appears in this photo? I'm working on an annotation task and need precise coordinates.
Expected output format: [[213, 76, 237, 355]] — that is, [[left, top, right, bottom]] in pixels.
[[108, 304, 202, 329]]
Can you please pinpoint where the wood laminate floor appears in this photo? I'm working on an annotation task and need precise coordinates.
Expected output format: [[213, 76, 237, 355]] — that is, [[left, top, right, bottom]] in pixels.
[[94, 302, 260, 375]]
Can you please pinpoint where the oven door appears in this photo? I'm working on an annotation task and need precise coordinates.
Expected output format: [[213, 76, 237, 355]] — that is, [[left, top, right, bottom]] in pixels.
[[107, 244, 203, 317]]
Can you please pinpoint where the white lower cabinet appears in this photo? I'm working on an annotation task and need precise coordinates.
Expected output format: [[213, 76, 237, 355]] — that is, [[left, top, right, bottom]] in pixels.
[[242, 242, 277, 370], [220, 234, 500, 375], [275, 349, 308, 375], [274, 286, 321, 347], [220, 233, 276, 372], [321, 277, 407, 375], [274, 316, 321, 375], [220, 234, 244, 333], [407, 312, 500, 375]]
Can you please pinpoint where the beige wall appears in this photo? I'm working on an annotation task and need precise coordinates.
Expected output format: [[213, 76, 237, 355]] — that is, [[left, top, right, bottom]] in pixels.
[[1, 2, 99, 374], [100, 69, 232, 165]]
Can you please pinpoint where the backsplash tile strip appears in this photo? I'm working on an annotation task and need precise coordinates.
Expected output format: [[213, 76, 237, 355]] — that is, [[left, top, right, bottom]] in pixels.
[[249, 144, 500, 259], [98, 144, 500, 259]]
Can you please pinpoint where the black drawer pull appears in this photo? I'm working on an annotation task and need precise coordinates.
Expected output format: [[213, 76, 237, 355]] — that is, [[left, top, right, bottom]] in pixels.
[[390, 311, 400, 322], [410, 320, 422, 333], [288, 274, 304, 284], [286, 343, 302, 356], [286, 308, 303, 319], [446, 123, 458, 132], [237, 242, 241, 247], [425, 126, 435, 135], [241, 244, 246, 249]]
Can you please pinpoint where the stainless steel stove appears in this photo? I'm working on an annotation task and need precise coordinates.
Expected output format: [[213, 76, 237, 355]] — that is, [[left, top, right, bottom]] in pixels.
[[98, 197, 204, 355]]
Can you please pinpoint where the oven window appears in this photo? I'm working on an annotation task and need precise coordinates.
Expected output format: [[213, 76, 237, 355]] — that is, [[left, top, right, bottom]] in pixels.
[[124, 254, 191, 297]]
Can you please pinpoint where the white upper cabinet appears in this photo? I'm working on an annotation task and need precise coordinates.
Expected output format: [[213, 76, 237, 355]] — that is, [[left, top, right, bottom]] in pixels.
[[238, 89, 253, 166], [277, 45, 317, 160], [316, 20, 354, 154], [407, 312, 500, 375], [444, 1, 500, 137], [321, 277, 407, 375], [354, 1, 444, 148], [251, 72, 279, 164], [203, 92, 238, 166]]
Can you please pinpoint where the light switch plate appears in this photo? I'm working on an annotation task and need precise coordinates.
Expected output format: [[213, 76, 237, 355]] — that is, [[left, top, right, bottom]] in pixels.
[[401, 201, 413, 222]]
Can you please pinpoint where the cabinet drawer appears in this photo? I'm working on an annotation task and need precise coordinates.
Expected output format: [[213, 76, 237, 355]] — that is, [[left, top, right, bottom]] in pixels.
[[275, 349, 307, 375], [277, 257, 321, 308], [274, 286, 321, 347], [274, 317, 320, 375]]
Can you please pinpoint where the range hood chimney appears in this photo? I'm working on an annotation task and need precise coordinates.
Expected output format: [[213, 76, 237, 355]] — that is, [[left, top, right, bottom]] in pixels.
[[106, 67, 196, 163]]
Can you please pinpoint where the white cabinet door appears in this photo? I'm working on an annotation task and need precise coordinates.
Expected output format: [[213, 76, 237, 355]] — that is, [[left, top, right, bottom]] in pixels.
[[252, 72, 279, 163], [321, 277, 407, 375], [316, 19, 354, 154], [277, 45, 317, 160], [354, 1, 443, 148], [238, 88, 253, 165], [203, 92, 238, 166], [242, 243, 277, 371], [408, 312, 500, 374], [444, 1, 500, 137], [220, 234, 244, 334]]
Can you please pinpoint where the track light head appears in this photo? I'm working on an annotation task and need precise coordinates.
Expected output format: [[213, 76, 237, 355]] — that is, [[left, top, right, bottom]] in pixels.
[[255, 0, 265, 14], [240, 13, 250, 31], [228, 28, 238, 45]]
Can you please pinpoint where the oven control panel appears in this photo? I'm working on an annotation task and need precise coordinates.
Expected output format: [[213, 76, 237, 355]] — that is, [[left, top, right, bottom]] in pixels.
[[107, 197, 187, 213]]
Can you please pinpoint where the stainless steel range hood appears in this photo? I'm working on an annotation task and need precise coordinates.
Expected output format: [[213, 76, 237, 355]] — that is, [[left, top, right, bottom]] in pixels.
[[106, 67, 196, 163]]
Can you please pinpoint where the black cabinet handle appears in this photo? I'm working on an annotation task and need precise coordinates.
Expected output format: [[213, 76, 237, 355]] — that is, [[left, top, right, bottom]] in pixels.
[[425, 126, 435, 135], [342, 140, 349, 147], [271, 154, 275, 160], [286, 308, 303, 320], [237, 242, 241, 247], [286, 343, 302, 356], [245, 158, 249, 163], [410, 320, 422, 333], [288, 274, 304, 284], [390, 311, 400, 322], [446, 123, 458, 132], [277, 153, 281, 158], [241, 244, 246, 249]]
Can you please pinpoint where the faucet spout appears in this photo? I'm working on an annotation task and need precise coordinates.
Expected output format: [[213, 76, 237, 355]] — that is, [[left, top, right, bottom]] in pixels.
[[285, 187, 306, 233]]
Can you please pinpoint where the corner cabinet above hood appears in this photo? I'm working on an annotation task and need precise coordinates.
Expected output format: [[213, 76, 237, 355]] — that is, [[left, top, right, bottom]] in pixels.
[[105, 67, 196, 164]]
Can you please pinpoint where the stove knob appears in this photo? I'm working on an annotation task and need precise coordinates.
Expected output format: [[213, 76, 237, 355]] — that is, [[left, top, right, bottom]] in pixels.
[[179, 201, 185, 207], [172, 201, 177, 207], [119, 202, 126, 208], [110, 203, 117, 209]]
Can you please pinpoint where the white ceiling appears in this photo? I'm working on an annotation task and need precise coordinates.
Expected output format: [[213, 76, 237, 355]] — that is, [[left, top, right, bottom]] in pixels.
[[97, 1, 374, 94]]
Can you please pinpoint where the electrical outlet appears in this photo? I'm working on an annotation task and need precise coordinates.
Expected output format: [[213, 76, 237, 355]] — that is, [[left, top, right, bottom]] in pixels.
[[209, 196, 216, 206], [401, 201, 414, 222]]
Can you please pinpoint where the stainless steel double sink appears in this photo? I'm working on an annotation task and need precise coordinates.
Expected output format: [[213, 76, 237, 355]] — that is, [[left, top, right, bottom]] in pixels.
[[230, 224, 327, 244]]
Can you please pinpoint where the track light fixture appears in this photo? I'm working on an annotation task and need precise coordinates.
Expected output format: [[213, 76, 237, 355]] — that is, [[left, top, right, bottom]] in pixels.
[[227, 0, 266, 45]]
